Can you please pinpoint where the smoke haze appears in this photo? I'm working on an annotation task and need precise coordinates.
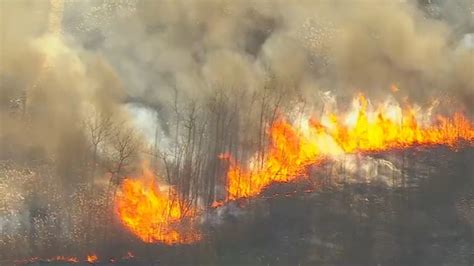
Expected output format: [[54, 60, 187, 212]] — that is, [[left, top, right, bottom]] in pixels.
[[2, 0, 473, 150], [0, 0, 473, 260], [65, 0, 473, 111]]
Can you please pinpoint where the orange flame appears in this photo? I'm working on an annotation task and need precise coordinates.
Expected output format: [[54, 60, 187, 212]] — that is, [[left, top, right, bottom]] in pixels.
[[86, 254, 98, 264], [115, 163, 201, 245], [114, 93, 473, 245], [223, 94, 474, 199]]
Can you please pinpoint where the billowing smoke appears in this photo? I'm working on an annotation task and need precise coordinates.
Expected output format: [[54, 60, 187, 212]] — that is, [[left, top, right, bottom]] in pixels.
[[63, 0, 473, 118], [3, 0, 472, 152], [0, 0, 473, 259], [0, 0, 140, 258], [0, 0, 130, 164]]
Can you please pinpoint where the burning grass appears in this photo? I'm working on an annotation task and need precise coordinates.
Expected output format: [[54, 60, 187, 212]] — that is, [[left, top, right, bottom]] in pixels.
[[222, 94, 473, 199], [115, 163, 202, 245], [114, 93, 473, 246]]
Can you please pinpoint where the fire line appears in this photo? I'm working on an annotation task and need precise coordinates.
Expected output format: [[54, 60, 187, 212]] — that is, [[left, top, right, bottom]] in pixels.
[[115, 93, 473, 245]]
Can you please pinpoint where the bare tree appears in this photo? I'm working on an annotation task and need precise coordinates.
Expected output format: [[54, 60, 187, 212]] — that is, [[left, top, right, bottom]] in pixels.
[[101, 124, 141, 244], [84, 110, 113, 191], [107, 126, 141, 186]]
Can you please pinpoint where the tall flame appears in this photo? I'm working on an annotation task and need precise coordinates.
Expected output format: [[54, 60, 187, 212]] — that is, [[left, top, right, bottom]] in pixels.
[[223, 94, 473, 199], [115, 93, 473, 244], [115, 163, 201, 245]]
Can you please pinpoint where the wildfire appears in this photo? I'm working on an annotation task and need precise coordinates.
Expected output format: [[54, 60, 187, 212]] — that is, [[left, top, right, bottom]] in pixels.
[[114, 92, 473, 245], [115, 163, 201, 244], [222, 94, 474, 199]]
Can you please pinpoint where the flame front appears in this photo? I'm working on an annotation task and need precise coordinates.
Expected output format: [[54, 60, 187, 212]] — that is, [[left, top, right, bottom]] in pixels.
[[115, 164, 201, 245], [224, 94, 474, 199], [114, 93, 473, 244]]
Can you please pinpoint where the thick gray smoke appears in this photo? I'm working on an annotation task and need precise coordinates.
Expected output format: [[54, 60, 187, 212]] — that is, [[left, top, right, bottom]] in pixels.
[[2, 0, 472, 149], [0, 1, 140, 257], [64, 0, 473, 119], [1, 0, 130, 162]]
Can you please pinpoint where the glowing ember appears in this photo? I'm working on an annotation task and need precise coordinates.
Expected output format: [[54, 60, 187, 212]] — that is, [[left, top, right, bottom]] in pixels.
[[14, 252, 136, 265], [222, 94, 474, 199], [86, 254, 98, 263], [211, 200, 225, 208], [122, 251, 134, 260], [115, 163, 201, 244]]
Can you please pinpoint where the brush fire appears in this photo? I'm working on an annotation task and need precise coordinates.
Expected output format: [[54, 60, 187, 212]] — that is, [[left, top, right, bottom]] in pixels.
[[1, 0, 474, 265], [115, 163, 202, 245], [115, 93, 473, 245], [222, 94, 473, 199]]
